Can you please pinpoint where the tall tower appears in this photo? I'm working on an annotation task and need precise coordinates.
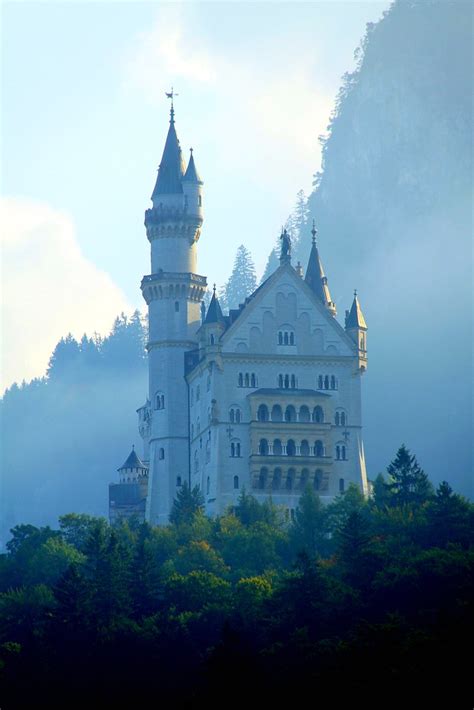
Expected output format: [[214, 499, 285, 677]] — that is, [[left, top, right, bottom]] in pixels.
[[141, 100, 207, 525]]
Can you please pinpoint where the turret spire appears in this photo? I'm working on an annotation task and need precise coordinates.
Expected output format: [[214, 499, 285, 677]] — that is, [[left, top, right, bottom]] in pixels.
[[305, 221, 336, 316], [183, 147, 203, 184], [151, 94, 185, 199]]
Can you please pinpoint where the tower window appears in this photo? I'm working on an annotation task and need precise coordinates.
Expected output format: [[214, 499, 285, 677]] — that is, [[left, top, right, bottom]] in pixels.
[[233, 475, 239, 490], [257, 404, 269, 422], [339, 478, 345, 493], [159, 448, 165, 460], [238, 373, 243, 387], [199, 195, 202, 207], [175, 301, 180, 312], [176, 476, 182, 487], [155, 393, 165, 410]]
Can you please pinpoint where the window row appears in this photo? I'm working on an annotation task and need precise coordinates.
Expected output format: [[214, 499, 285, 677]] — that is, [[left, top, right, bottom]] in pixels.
[[230, 442, 241, 457], [253, 467, 345, 494], [258, 438, 326, 457], [318, 375, 338, 390], [238, 372, 258, 388], [257, 404, 324, 423], [278, 374, 298, 389], [278, 330, 295, 346]]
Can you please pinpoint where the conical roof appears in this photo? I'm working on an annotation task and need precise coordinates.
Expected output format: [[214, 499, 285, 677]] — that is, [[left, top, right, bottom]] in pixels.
[[151, 108, 186, 198], [204, 289, 225, 325], [305, 224, 334, 311], [346, 292, 367, 329], [118, 447, 147, 471], [182, 149, 203, 184]]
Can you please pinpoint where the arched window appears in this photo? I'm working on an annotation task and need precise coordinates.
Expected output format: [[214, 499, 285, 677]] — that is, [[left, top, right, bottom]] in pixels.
[[301, 468, 310, 488], [231, 442, 235, 457], [342, 445, 346, 460], [210, 334, 215, 345], [259, 439, 269, 456], [278, 331, 283, 345], [284, 374, 290, 389], [318, 375, 323, 389], [238, 373, 243, 387], [176, 476, 182, 487], [339, 478, 345, 493], [245, 373, 250, 387], [286, 439, 296, 456], [300, 440, 310, 456], [285, 405, 296, 423], [314, 440, 324, 457], [236, 442, 241, 457], [206, 476, 210, 495], [230, 409, 235, 423], [312, 406, 324, 423], [236, 409, 241, 423], [289, 332, 295, 345], [341, 412, 346, 426], [199, 195, 202, 207], [271, 404, 283, 422], [314, 470, 323, 491], [259, 467, 268, 490], [278, 374, 283, 388], [273, 468, 282, 489], [286, 468, 295, 490], [234, 475, 239, 490], [290, 375, 296, 389], [273, 439, 282, 455], [251, 373, 256, 387], [360, 333, 366, 350], [175, 301, 180, 312], [155, 392, 165, 410], [159, 448, 165, 460], [299, 405, 310, 423], [335, 412, 340, 426], [330, 375, 336, 390], [336, 445, 341, 460], [257, 404, 269, 422], [284, 332, 289, 345], [324, 375, 329, 390]]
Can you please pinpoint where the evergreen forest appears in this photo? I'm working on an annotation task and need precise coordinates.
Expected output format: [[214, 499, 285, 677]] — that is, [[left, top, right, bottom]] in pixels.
[[0, 446, 472, 707]]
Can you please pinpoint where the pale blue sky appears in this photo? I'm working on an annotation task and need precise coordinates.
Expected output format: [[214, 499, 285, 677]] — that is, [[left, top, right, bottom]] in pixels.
[[2, 0, 390, 386]]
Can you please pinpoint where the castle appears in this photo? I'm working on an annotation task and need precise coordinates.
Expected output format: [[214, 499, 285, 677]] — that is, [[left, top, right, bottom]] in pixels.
[[109, 101, 369, 526]]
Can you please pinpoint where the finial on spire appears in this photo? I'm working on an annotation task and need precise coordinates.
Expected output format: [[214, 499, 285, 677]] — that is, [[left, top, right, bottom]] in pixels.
[[354, 289, 357, 297], [213, 283, 216, 295], [132, 444, 135, 450], [311, 219, 317, 244], [165, 86, 179, 123], [190, 147, 193, 154]]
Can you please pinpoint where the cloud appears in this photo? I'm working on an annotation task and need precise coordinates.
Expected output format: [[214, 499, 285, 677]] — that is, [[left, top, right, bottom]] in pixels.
[[1, 197, 132, 390]]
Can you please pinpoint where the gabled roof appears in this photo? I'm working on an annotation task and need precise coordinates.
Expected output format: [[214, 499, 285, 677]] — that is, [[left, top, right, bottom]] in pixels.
[[346, 292, 367, 329], [118, 447, 148, 471], [151, 109, 186, 198], [182, 149, 203, 184], [204, 290, 225, 325]]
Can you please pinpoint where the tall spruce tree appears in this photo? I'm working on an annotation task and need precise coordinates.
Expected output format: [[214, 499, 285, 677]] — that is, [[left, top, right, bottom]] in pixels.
[[222, 245, 257, 312], [386, 444, 433, 507]]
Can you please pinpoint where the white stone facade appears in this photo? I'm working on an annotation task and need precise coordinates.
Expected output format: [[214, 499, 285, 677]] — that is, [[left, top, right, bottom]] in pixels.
[[139, 108, 368, 525]]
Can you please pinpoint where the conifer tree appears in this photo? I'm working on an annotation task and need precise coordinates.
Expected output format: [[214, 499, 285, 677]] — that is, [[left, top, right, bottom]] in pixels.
[[169, 483, 205, 527], [222, 245, 257, 311], [260, 248, 279, 284], [386, 445, 433, 507], [289, 485, 327, 558]]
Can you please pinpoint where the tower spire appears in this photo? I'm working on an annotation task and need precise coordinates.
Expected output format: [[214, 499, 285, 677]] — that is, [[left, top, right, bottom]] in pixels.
[[151, 90, 185, 199], [305, 221, 336, 316]]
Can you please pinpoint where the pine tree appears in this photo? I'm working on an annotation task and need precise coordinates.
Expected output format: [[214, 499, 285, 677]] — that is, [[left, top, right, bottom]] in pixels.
[[260, 248, 279, 284], [222, 245, 257, 311], [46, 334, 80, 380], [386, 445, 434, 507], [289, 485, 327, 558], [427, 481, 474, 548], [169, 483, 205, 527]]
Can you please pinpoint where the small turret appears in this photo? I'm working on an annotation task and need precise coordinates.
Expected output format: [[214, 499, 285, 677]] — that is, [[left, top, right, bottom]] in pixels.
[[182, 147, 204, 222], [201, 285, 226, 346], [305, 221, 336, 316], [345, 290, 368, 371]]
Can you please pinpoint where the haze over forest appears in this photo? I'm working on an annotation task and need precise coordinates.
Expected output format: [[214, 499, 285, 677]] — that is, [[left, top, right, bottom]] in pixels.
[[1, 0, 472, 544]]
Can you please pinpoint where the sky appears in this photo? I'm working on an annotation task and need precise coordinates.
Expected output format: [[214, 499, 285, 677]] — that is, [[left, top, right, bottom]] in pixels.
[[1, 0, 391, 390]]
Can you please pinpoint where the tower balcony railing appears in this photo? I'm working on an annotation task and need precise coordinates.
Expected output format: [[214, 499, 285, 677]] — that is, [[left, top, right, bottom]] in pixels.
[[250, 453, 333, 464], [145, 206, 202, 226], [142, 272, 207, 286]]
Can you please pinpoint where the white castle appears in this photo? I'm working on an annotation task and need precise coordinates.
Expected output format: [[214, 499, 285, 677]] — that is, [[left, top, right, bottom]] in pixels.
[[111, 102, 369, 526]]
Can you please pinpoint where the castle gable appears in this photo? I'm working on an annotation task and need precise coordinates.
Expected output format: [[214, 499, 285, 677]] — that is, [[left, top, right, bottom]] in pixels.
[[221, 264, 355, 358]]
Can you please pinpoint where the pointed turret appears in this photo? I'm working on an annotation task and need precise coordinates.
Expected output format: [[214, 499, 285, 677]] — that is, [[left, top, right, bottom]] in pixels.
[[182, 148, 203, 184], [305, 221, 336, 316], [204, 286, 225, 326], [118, 445, 148, 474], [151, 104, 186, 200], [345, 290, 368, 371]]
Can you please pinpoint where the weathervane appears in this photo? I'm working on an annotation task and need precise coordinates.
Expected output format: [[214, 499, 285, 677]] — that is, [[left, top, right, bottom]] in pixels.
[[165, 87, 179, 121]]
